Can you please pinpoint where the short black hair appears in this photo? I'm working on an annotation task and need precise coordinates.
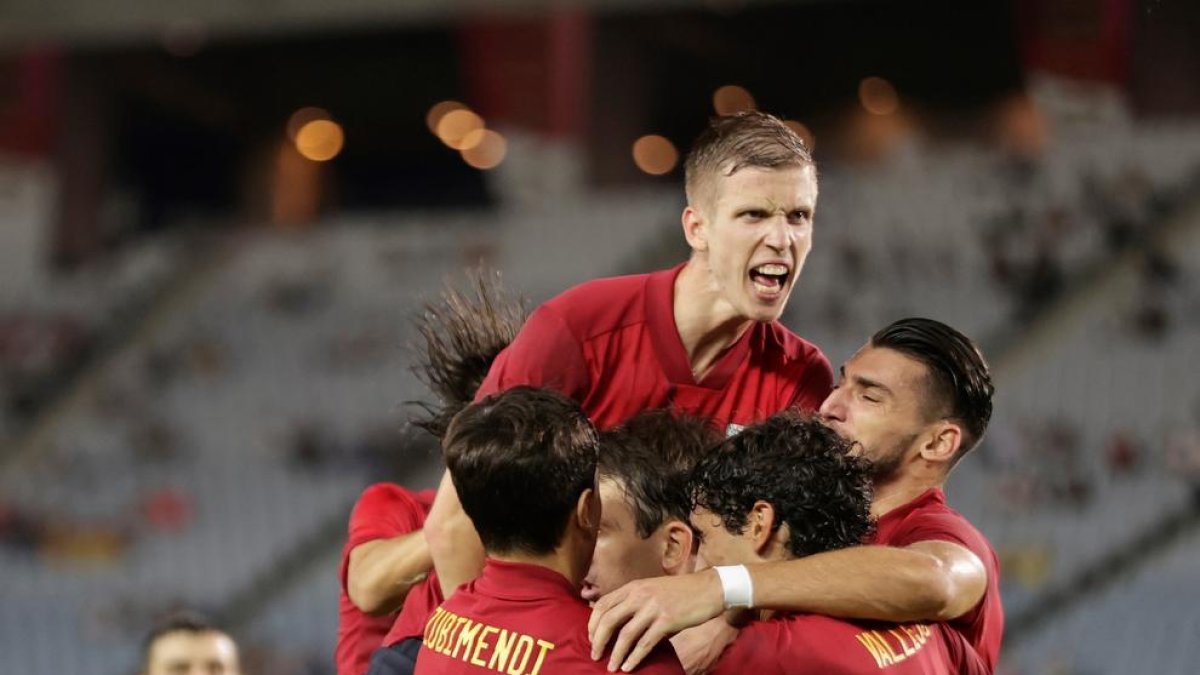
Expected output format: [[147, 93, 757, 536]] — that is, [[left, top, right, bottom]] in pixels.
[[870, 317, 994, 461], [598, 410, 723, 538], [690, 412, 874, 559], [140, 611, 228, 673], [444, 386, 599, 556]]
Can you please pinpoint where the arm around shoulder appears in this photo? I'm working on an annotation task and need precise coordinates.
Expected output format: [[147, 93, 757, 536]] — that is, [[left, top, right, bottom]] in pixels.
[[749, 542, 986, 623]]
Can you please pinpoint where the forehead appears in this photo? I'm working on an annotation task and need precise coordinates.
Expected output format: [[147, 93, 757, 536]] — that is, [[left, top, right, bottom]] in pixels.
[[598, 478, 636, 520], [844, 345, 929, 391], [149, 632, 237, 667], [711, 164, 817, 208]]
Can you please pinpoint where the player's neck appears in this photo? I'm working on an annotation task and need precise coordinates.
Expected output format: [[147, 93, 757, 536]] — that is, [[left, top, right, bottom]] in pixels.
[[489, 541, 590, 589], [674, 261, 753, 379], [870, 473, 943, 519]]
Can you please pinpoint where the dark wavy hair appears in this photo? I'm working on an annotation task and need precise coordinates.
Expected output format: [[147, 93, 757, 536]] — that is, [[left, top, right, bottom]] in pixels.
[[444, 386, 599, 556], [598, 410, 723, 538], [870, 317, 994, 463], [690, 412, 874, 559], [409, 269, 527, 439]]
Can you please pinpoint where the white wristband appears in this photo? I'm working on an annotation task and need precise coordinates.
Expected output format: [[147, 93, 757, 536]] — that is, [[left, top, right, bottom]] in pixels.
[[714, 565, 754, 609]]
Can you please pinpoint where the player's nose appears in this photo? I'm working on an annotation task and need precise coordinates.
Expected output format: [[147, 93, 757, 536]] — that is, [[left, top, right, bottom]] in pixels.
[[818, 389, 844, 422], [762, 216, 790, 251]]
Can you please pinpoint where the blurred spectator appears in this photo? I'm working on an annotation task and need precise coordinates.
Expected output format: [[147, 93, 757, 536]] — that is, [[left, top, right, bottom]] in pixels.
[[140, 612, 241, 675], [1165, 425, 1200, 508], [1106, 430, 1142, 476]]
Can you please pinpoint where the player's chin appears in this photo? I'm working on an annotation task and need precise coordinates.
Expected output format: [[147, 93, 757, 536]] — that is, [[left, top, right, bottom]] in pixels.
[[745, 293, 791, 322]]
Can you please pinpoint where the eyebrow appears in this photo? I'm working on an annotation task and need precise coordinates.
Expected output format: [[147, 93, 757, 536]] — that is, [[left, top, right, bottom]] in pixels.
[[840, 366, 894, 397]]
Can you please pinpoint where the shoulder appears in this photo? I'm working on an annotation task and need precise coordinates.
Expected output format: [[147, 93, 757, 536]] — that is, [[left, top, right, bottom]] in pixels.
[[351, 482, 422, 521], [541, 272, 655, 338], [758, 322, 831, 369], [891, 499, 995, 561]]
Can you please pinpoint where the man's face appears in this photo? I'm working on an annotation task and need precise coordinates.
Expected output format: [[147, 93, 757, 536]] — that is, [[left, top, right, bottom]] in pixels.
[[819, 345, 934, 482], [581, 478, 676, 603], [145, 631, 240, 675], [689, 507, 759, 568], [686, 164, 818, 324]]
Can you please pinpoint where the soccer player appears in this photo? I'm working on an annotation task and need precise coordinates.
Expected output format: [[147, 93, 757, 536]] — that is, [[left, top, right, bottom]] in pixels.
[[689, 412, 987, 675], [337, 484, 436, 675], [366, 277, 529, 675], [590, 318, 1004, 672], [413, 387, 683, 675], [582, 410, 721, 603], [140, 613, 240, 675], [428, 110, 834, 596]]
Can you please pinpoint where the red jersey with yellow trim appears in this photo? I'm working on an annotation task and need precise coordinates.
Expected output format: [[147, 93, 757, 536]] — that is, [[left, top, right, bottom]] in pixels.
[[336, 484, 435, 675], [475, 264, 832, 432], [710, 614, 987, 675], [414, 559, 683, 675], [873, 488, 1004, 673]]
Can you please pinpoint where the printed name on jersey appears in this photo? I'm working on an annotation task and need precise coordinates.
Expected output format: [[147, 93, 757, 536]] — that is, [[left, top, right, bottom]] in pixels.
[[422, 606, 555, 675], [725, 423, 744, 437], [853, 623, 934, 669]]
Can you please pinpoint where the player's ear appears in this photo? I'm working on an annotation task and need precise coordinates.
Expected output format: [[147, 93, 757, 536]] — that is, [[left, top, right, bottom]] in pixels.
[[682, 206, 708, 253], [919, 421, 961, 467], [660, 520, 696, 576], [749, 500, 776, 555], [577, 487, 600, 533]]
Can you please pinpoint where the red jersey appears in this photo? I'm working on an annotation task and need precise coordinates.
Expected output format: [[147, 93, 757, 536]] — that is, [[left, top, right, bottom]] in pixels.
[[336, 484, 435, 675], [711, 614, 987, 675], [873, 488, 1004, 672], [414, 560, 683, 675], [476, 264, 832, 431], [383, 571, 445, 647]]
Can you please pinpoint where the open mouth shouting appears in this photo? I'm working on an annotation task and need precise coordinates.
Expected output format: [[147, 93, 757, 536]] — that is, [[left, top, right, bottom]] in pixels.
[[749, 262, 791, 301]]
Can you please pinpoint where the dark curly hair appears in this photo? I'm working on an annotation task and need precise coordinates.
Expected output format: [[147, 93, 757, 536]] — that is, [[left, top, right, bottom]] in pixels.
[[598, 410, 723, 538], [690, 411, 874, 559], [409, 269, 527, 439]]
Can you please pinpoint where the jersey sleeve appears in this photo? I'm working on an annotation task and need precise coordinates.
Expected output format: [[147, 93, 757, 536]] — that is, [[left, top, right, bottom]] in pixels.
[[789, 347, 834, 413], [938, 623, 989, 675], [474, 304, 590, 401], [340, 484, 426, 591], [886, 510, 990, 562]]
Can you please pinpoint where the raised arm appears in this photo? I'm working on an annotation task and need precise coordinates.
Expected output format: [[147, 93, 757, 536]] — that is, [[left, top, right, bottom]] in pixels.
[[423, 470, 485, 597], [346, 530, 432, 615]]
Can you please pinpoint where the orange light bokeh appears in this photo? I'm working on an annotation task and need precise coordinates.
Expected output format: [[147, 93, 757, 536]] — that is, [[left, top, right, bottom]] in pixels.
[[426, 100, 468, 135], [294, 119, 344, 162], [436, 109, 485, 150], [632, 135, 679, 176], [859, 77, 899, 116], [713, 85, 757, 117], [287, 107, 331, 142], [461, 130, 508, 170]]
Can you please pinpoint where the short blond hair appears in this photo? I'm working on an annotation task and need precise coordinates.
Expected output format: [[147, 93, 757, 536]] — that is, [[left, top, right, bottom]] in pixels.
[[684, 111, 814, 207]]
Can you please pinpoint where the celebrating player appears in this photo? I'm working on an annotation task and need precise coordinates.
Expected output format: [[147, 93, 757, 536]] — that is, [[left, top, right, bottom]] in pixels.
[[413, 387, 683, 675], [690, 412, 986, 675], [428, 110, 833, 596], [583, 410, 721, 603], [590, 318, 1003, 672]]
